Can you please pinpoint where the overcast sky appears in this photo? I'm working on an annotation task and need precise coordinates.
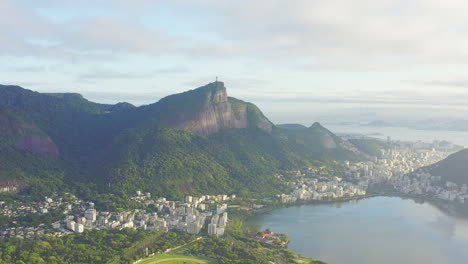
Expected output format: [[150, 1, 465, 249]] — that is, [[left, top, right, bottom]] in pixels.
[[2, 0, 468, 124]]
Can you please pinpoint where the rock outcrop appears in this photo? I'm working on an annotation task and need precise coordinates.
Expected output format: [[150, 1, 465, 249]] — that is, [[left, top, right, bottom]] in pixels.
[[155, 82, 273, 135], [15, 135, 59, 156], [0, 107, 59, 156]]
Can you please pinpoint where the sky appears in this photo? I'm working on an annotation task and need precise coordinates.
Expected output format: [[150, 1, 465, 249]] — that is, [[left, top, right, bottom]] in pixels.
[[2, 0, 468, 124]]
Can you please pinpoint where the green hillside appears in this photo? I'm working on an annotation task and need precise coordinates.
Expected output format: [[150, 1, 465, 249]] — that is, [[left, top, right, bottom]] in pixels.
[[422, 149, 468, 185], [276, 123, 307, 130], [348, 138, 387, 157], [273, 122, 359, 161], [0, 106, 65, 198], [0, 83, 362, 202]]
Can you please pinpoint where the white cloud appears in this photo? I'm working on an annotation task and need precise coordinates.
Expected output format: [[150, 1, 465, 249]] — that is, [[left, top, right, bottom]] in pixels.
[[78, 66, 189, 81], [6, 0, 468, 67], [3, 0, 468, 123], [160, 0, 468, 68], [62, 16, 173, 54]]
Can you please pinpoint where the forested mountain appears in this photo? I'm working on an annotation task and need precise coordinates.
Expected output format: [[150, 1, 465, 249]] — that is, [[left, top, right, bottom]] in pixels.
[[0, 82, 364, 200], [421, 149, 468, 185], [276, 123, 308, 130]]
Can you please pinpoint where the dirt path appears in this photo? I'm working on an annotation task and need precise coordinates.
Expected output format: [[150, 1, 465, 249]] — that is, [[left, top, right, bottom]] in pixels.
[[149, 257, 207, 264]]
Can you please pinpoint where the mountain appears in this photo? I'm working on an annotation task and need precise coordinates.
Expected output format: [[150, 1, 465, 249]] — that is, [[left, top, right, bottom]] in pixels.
[[0, 105, 65, 196], [347, 138, 387, 157], [422, 149, 468, 185], [364, 120, 394, 127], [273, 122, 362, 160], [138, 82, 272, 136], [0, 82, 363, 201], [276, 123, 307, 130]]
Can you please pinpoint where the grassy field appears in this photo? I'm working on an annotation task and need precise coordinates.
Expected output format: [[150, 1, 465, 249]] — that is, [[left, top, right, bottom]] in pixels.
[[138, 254, 216, 264], [293, 256, 328, 264]]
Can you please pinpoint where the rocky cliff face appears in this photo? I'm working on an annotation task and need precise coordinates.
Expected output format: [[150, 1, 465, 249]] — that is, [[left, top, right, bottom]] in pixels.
[[15, 135, 59, 156], [0, 107, 59, 156], [159, 82, 273, 135]]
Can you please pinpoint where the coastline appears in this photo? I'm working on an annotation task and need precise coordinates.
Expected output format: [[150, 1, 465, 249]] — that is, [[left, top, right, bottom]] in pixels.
[[239, 192, 468, 221], [368, 190, 468, 218], [231, 195, 369, 222]]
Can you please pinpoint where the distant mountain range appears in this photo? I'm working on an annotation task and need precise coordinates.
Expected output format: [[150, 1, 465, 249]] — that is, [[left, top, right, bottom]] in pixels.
[[0, 82, 366, 200], [365, 119, 468, 132]]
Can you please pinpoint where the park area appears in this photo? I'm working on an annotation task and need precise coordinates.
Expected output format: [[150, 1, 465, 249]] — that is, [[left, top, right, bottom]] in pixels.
[[138, 254, 216, 264]]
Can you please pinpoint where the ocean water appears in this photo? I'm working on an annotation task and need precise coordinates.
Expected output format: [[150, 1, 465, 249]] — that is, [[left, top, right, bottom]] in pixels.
[[324, 124, 468, 147]]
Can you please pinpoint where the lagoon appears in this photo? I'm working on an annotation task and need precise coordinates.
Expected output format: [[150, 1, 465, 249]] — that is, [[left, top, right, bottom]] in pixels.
[[247, 197, 468, 264]]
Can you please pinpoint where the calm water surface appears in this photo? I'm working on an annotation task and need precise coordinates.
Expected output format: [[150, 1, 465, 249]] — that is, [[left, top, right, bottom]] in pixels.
[[247, 197, 468, 264]]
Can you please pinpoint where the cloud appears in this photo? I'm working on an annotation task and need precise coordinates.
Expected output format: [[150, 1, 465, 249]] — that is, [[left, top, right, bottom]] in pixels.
[[159, 0, 468, 68], [8, 66, 47, 73], [79, 70, 154, 80], [3, 0, 468, 123], [5, 0, 468, 69], [63, 16, 173, 54], [153, 66, 189, 74], [78, 66, 189, 81], [404, 80, 468, 89]]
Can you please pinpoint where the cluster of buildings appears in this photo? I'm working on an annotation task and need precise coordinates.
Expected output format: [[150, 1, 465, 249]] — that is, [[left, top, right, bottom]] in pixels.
[[0, 193, 84, 238], [0, 194, 80, 221], [345, 148, 449, 183], [1, 138, 462, 238], [279, 177, 367, 203], [390, 172, 468, 203], [1, 192, 234, 238], [61, 192, 234, 236], [0, 225, 47, 238], [279, 141, 453, 204], [344, 141, 468, 204], [249, 230, 287, 247], [207, 211, 228, 236]]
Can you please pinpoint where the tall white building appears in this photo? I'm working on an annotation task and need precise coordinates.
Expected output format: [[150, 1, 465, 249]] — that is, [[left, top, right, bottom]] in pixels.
[[216, 227, 225, 236], [85, 208, 97, 222], [208, 223, 217, 235], [66, 220, 76, 231], [187, 222, 201, 234], [216, 204, 227, 214], [218, 212, 228, 227], [75, 223, 84, 233], [211, 214, 219, 225]]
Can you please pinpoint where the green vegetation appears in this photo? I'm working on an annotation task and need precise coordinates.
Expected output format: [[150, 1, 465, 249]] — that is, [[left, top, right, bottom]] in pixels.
[[273, 122, 359, 161], [348, 138, 387, 157], [0, 229, 196, 264], [139, 254, 215, 264], [422, 148, 468, 185], [0, 227, 328, 264], [0, 83, 363, 207], [183, 231, 327, 264], [276, 123, 308, 130], [0, 82, 360, 264]]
